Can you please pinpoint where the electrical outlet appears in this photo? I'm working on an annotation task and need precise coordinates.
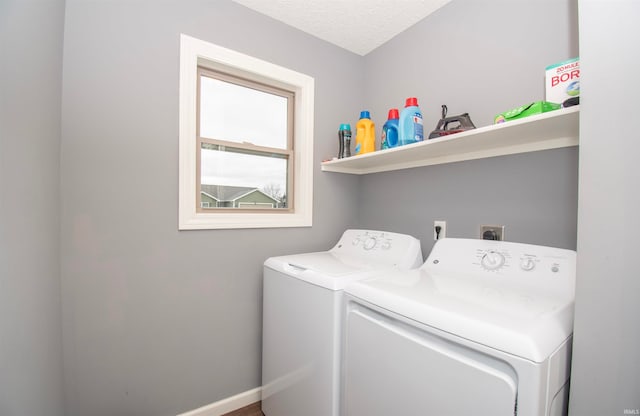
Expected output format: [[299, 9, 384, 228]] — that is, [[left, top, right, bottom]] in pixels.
[[434, 220, 446, 240], [480, 225, 505, 241]]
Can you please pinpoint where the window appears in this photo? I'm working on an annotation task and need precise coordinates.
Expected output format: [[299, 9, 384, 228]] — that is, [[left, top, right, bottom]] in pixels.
[[179, 34, 314, 230], [197, 68, 292, 211]]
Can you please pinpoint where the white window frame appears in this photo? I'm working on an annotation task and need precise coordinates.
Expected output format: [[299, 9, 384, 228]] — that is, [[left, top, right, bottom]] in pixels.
[[179, 34, 314, 230]]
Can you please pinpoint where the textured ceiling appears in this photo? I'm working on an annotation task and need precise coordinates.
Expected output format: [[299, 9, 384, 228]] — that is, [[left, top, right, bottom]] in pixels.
[[230, 0, 452, 56]]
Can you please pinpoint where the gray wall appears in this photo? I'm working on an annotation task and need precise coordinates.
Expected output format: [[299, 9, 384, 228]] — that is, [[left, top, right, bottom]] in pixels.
[[570, 1, 640, 413], [60, 1, 360, 415], [0, 0, 66, 415], [357, 148, 578, 255], [356, 0, 580, 256], [7, 1, 628, 415]]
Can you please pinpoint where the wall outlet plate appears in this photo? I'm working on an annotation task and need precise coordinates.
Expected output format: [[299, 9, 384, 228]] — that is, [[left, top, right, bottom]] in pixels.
[[480, 225, 505, 241], [434, 220, 446, 240]]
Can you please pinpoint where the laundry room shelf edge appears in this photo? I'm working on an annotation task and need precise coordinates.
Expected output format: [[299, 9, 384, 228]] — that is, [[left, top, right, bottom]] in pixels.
[[321, 106, 579, 175]]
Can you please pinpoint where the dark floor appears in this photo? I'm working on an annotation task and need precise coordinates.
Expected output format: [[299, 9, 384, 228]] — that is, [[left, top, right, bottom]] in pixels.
[[220, 401, 264, 416]]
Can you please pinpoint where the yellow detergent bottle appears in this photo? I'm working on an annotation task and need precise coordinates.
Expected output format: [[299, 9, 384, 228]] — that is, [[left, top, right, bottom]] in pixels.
[[354, 110, 376, 155]]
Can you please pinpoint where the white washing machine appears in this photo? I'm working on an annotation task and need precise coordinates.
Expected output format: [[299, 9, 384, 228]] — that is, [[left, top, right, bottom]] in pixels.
[[261, 229, 423, 416], [342, 238, 576, 416]]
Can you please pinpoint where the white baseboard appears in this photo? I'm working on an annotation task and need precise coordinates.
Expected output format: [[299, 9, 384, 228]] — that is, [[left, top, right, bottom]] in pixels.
[[176, 387, 262, 416]]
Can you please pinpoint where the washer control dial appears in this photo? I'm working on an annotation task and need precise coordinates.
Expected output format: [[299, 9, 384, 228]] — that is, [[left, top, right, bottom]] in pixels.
[[363, 237, 377, 250], [481, 250, 506, 270]]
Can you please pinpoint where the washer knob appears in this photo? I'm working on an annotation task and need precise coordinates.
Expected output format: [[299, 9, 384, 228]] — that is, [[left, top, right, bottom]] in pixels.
[[363, 237, 377, 250], [520, 257, 536, 271], [481, 250, 505, 270]]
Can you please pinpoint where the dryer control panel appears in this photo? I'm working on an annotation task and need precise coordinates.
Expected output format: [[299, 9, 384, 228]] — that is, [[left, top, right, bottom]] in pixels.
[[424, 238, 576, 298], [478, 248, 554, 273]]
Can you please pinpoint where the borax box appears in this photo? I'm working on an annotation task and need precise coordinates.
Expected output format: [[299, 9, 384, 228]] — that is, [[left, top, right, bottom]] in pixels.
[[546, 57, 580, 104]]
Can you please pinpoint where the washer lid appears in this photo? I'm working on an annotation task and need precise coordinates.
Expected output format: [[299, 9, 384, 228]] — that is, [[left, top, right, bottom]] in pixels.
[[265, 252, 382, 290], [263, 229, 423, 291], [345, 266, 575, 363]]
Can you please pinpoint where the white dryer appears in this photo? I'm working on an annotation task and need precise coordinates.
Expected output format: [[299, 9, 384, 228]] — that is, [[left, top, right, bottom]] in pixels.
[[261, 229, 422, 416], [342, 238, 576, 416]]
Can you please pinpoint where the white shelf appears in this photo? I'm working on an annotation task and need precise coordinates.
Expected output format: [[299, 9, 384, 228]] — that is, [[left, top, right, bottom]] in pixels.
[[321, 106, 579, 175]]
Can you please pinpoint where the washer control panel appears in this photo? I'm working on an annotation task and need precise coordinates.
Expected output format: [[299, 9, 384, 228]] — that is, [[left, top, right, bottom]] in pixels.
[[351, 231, 392, 251], [331, 229, 423, 270]]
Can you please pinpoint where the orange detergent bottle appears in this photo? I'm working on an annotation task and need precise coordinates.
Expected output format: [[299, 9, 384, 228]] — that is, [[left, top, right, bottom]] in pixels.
[[354, 110, 376, 155]]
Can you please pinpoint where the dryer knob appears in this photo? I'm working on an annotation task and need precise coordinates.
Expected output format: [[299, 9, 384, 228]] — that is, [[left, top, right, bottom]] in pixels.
[[520, 257, 536, 271], [481, 250, 505, 270]]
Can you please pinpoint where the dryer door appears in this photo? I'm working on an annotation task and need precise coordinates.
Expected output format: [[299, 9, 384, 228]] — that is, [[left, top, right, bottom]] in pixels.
[[343, 303, 518, 416]]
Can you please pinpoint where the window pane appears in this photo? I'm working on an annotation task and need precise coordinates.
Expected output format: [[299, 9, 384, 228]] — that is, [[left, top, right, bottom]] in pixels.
[[200, 76, 289, 149], [200, 143, 288, 209]]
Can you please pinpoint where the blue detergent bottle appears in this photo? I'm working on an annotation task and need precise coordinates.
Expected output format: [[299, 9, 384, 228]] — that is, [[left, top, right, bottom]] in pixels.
[[381, 108, 400, 149], [399, 97, 424, 146]]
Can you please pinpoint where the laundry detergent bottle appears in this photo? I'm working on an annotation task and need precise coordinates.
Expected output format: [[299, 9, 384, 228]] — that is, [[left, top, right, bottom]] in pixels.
[[399, 97, 424, 146], [381, 108, 400, 149], [354, 110, 376, 155]]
